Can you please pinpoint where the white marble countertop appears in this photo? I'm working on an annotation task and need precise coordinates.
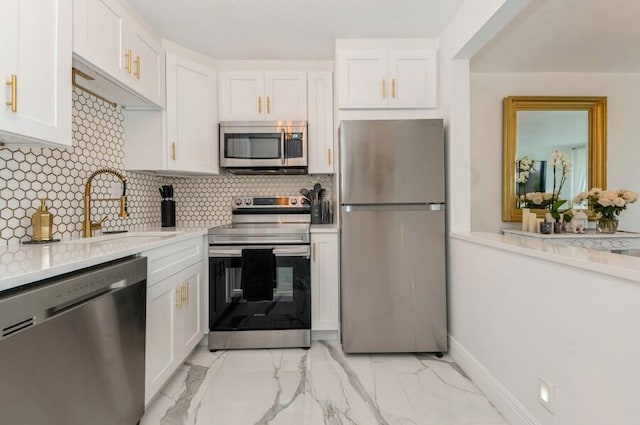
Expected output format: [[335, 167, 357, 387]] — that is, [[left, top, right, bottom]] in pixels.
[[502, 229, 640, 239], [310, 223, 339, 233], [0, 227, 209, 294], [451, 231, 640, 283]]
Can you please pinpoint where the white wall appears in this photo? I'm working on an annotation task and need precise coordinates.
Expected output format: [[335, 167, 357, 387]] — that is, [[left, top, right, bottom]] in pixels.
[[449, 236, 640, 425], [470, 72, 640, 233]]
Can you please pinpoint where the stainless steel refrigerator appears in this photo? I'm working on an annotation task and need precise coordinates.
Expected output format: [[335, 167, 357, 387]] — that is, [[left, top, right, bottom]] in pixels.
[[340, 119, 447, 354]]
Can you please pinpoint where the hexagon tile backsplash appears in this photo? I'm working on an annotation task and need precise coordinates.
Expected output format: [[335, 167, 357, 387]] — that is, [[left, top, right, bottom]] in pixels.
[[0, 88, 333, 245]]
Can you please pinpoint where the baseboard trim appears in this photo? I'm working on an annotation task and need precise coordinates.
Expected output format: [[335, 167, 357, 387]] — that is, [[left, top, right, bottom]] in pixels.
[[311, 330, 339, 341], [448, 335, 541, 425]]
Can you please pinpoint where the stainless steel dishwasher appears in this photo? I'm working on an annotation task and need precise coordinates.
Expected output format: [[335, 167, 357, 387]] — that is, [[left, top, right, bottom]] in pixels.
[[0, 256, 147, 425]]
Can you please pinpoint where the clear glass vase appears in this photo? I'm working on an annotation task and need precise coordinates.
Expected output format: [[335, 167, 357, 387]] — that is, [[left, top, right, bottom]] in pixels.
[[596, 217, 618, 234]]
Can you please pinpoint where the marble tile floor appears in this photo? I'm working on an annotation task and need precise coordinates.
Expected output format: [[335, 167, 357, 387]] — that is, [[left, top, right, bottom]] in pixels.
[[141, 341, 508, 425]]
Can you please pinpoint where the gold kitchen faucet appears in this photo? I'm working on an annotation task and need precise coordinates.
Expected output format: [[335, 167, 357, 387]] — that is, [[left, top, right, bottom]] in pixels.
[[83, 168, 129, 237]]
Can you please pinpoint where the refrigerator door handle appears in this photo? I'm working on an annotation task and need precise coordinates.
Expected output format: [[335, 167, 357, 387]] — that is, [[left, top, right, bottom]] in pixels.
[[343, 203, 445, 212]]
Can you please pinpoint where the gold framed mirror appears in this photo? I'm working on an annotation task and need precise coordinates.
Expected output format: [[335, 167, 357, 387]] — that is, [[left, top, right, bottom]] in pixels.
[[502, 96, 607, 222]]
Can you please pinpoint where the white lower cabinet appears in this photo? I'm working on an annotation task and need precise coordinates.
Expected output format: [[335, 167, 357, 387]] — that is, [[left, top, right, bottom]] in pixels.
[[311, 232, 340, 333], [143, 236, 205, 405]]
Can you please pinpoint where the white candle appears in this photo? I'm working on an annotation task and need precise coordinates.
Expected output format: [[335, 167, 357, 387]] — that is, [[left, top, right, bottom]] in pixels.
[[528, 213, 537, 233], [522, 208, 530, 231], [545, 213, 553, 223]]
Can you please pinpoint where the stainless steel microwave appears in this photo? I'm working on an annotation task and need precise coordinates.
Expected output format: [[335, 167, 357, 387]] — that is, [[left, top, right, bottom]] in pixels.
[[219, 121, 307, 174]]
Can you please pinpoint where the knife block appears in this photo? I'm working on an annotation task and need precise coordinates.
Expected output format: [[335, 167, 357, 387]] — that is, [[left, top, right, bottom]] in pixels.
[[161, 200, 175, 227]]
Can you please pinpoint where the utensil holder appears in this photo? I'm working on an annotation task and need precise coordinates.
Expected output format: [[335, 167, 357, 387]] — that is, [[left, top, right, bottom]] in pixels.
[[311, 203, 322, 224], [161, 200, 175, 227]]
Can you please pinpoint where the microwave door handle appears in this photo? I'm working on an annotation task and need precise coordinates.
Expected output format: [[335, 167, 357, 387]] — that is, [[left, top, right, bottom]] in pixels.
[[280, 129, 286, 165]]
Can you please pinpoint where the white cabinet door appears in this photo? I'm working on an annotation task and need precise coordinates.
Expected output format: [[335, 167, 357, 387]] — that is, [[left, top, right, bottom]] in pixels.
[[388, 49, 436, 108], [264, 72, 307, 121], [311, 233, 340, 332], [72, 0, 125, 78], [0, 0, 71, 147], [337, 49, 387, 109], [145, 276, 177, 405], [166, 52, 218, 174], [307, 71, 334, 174], [126, 22, 165, 107], [174, 263, 203, 361], [218, 71, 264, 121]]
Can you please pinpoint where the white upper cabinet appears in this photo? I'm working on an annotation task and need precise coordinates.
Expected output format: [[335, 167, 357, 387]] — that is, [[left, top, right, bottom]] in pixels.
[[337, 50, 387, 109], [219, 71, 307, 121], [165, 52, 218, 174], [338, 48, 436, 109], [125, 22, 164, 107], [218, 72, 264, 121], [72, 0, 165, 108], [0, 0, 72, 147], [125, 49, 218, 175], [72, 0, 125, 78], [307, 71, 335, 174], [387, 50, 436, 108]]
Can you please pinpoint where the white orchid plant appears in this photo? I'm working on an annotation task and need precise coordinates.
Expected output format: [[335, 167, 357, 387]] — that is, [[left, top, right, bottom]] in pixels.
[[516, 155, 535, 184], [521, 149, 573, 221]]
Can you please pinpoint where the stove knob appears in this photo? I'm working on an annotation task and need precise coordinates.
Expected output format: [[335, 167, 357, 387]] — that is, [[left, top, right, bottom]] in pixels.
[[234, 198, 242, 206], [290, 197, 297, 205], [244, 198, 252, 205]]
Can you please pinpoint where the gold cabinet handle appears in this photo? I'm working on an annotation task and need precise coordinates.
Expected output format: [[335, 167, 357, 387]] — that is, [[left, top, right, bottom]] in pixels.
[[312, 242, 316, 262], [175, 286, 182, 309], [5, 74, 17, 112], [182, 283, 188, 304], [171, 142, 176, 160], [134, 56, 141, 79], [267, 96, 271, 114], [125, 49, 132, 74], [328, 148, 332, 166], [258, 96, 262, 113], [391, 78, 396, 98], [382, 78, 386, 99]]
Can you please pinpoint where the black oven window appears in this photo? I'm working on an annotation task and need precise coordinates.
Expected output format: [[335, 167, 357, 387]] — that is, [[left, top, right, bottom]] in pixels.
[[224, 133, 281, 159], [209, 256, 311, 331]]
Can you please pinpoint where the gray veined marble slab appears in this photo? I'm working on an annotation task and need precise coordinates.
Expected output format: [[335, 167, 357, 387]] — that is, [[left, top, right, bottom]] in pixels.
[[141, 342, 508, 425]]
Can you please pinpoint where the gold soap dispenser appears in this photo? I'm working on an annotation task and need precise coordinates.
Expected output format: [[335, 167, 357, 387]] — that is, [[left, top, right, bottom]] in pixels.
[[32, 198, 54, 241]]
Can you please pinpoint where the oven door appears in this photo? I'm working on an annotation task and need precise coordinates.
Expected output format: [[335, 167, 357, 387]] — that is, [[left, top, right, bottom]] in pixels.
[[209, 245, 311, 331], [219, 123, 307, 168]]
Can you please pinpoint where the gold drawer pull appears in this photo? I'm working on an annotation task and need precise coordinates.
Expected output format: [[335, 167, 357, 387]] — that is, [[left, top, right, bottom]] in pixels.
[[258, 96, 262, 113], [6, 74, 17, 112], [267, 96, 271, 113], [134, 56, 141, 79], [328, 148, 332, 165], [125, 49, 132, 74], [182, 282, 188, 304], [312, 242, 316, 262], [382, 78, 386, 99], [391, 78, 396, 98], [171, 142, 176, 160], [176, 287, 182, 309]]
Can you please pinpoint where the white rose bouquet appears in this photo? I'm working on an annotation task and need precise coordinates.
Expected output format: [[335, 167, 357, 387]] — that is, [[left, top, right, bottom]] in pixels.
[[573, 188, 638, 220]]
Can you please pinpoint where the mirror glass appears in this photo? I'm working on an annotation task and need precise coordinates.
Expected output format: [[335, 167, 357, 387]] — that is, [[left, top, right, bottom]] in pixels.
[[502, 96, 607, 222]]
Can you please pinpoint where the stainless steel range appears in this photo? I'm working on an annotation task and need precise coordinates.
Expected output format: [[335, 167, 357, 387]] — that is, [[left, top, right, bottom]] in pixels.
[[208, 196, 311, 350]]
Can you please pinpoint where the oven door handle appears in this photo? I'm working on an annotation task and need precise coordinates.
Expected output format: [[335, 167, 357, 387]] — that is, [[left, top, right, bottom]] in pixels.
[[209, 246, 311, 258]]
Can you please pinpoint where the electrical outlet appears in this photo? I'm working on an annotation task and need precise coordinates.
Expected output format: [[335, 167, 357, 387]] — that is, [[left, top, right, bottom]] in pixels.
[[538, 377, 555, 413]]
